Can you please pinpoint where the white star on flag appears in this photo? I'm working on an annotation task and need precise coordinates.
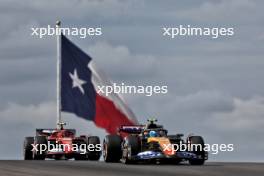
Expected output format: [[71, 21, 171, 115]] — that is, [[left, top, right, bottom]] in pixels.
[[69, 69, 86, 94]]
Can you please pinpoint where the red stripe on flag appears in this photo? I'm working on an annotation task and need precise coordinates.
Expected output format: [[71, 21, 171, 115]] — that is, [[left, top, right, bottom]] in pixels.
[[94, 94, 135, 134]]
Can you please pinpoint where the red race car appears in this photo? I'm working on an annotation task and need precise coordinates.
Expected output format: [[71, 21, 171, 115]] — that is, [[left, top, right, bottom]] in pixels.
[[23, 124, 101, 160]]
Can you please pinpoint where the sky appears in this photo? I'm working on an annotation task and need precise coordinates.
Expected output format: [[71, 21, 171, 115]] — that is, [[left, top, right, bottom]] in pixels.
[[0, 0, 264, 161]]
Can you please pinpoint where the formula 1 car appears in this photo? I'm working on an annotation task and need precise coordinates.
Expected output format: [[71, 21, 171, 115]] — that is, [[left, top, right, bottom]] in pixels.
[[23, 123, 101, 160], [103, 119, 208, 165]]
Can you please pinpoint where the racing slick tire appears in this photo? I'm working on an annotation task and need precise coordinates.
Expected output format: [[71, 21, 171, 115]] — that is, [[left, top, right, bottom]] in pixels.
[[33, 136, 47, 160], [123, 135, 140, 164], [75, 138, 89, 160], [87, 136, 101, 161], [23, 137, 34, 160], [103, 135, 122, 162], [188, 136, 206, 165]]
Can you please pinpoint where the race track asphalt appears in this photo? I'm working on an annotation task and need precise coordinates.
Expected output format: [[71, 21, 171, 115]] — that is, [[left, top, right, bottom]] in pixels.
[[0, 161, 263, 176]]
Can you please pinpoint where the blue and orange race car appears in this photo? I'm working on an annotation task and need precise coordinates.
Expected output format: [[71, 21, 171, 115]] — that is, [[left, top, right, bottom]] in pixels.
[[103, 119, 208, 165]]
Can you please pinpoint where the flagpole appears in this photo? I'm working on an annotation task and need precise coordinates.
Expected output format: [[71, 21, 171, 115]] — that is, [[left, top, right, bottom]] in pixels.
[[56, 20, 62, 129]]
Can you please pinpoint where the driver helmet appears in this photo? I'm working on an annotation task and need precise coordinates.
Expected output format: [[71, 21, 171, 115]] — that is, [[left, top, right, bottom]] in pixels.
[[149, 130, 157, 137]]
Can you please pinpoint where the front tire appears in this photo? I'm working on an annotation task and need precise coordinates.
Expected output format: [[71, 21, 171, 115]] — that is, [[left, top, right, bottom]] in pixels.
[[33, 136, 47, 160], [122, 135, 140, 164], [188, 136, 206, 165]]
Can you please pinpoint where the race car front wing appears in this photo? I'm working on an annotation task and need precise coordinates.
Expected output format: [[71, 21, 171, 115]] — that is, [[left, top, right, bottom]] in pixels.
[[131, 151, 208, 161]]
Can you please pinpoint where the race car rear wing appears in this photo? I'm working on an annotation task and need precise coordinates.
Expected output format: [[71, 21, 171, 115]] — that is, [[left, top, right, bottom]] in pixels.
[[119, 125, 145, 134], [36, 129, 76, 136]]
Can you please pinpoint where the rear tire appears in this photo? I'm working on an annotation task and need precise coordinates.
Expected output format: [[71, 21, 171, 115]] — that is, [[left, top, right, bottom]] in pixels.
[[74, 137, 88, 160], [87, 136, 101, 161], [188, 136, 205, 165], [33, 136, 47, 160], [23, 137, 34, 160], [103, 135, 122, 162]]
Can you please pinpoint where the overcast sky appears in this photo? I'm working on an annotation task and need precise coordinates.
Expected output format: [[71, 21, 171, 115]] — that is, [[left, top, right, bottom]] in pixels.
[[0, 0, 264, 161]]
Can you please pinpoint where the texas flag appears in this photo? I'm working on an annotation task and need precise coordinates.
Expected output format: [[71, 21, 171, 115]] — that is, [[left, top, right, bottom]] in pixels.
[[61, 34, 138, 134]]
